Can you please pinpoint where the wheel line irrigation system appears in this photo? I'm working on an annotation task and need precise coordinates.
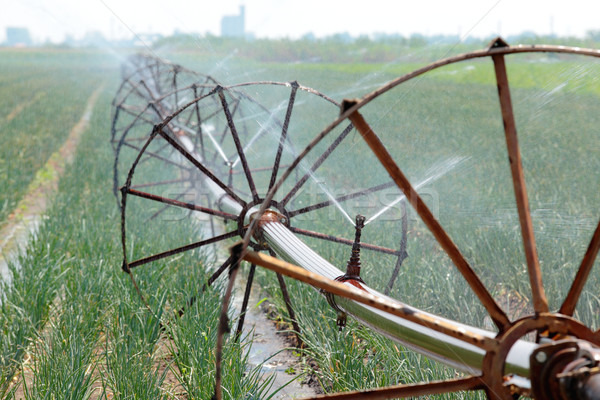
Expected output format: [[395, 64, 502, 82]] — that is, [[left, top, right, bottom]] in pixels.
[[114, 38, 600, 399]]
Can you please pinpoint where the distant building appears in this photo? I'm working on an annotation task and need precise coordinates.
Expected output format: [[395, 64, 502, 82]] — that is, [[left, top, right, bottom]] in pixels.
[[6, 27, 32, 47], [221, 6, 245, 38]]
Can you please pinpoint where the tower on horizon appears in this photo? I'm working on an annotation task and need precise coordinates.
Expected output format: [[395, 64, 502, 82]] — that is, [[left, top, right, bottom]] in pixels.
[[221, 5, 245, 38]]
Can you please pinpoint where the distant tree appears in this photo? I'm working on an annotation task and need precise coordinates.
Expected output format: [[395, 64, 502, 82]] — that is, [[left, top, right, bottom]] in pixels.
[[301, 32, 316, 42], [408, 33, 427, 47], [586, 30, 600, 43], [329, 32, 354, 44]]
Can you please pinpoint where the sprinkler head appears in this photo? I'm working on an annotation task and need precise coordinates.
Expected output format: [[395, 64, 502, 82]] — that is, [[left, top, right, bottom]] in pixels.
[[329, 215, 367, 330], [226, 161, 234, 188], [337, 214, 366, 285], [248, 209, 288, 249]]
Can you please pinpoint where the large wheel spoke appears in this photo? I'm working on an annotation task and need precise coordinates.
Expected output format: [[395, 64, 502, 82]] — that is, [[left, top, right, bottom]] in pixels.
[[234, 263, 256, 339], [210, 97, 241, 165], [191, 86, 205, 156], [130, 178, 189, 190], [147, 192, 188, 221], [281, 122, 354, 207], [290, 226, 405, 257], [288, 181, 396, 218], [114, 136, 157, 144], [127, 230, 238, 269], [156, 128, 246, 206], [116, 104, 156, 124], [218, 88, 260, 203], [303, 375, 484, 399], [233, 164, 292, 175], [139, 80, 170, 119], [560, 219, 600, 315], [121, 141, 192, 171], [385, 201, 409, 295], [344, 103, 511, 331], [125, 188, 237, 220], [113, 104, 153, 144], [269, 81, 299, 192], [492, 48, 548, 314]]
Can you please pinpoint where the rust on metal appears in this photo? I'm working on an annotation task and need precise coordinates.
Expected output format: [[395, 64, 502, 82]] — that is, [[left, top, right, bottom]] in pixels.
[[481, 314, 600, 399], [302, 375, 484, 399], [336, 214, 367, 285], [247, 209, 289, 249], [560, 219, 600, 316], [250, 209, 288, 229], [491, 48, 549, 314], [242, 248, 498, 351]]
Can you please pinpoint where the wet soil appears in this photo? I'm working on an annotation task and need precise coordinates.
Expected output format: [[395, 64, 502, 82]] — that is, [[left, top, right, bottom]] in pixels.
[[232, 273, 318, 398]]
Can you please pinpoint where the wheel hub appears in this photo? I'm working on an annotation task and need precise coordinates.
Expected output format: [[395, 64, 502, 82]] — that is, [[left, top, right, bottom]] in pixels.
[[482, 313, 600, 399]]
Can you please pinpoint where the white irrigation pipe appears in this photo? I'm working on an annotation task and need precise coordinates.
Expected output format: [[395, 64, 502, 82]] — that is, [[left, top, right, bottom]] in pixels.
[[174, 126, 537, 379]]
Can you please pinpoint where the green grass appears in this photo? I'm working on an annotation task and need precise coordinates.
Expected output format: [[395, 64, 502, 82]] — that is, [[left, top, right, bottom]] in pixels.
[[0, 56, 277, 398], [0, 49, 113, 226]]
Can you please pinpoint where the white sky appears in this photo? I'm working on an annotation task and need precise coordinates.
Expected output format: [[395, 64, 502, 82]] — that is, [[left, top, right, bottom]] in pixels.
[[1, 0, 599, 43]]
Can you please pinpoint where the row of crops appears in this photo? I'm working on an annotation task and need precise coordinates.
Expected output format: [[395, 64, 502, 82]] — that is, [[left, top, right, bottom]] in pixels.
[[0, 50, 113, 225]]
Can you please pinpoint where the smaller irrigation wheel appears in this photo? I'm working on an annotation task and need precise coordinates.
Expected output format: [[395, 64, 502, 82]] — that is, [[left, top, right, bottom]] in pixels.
[[114, 60, 413, 349], [111, 54, 219, 205]]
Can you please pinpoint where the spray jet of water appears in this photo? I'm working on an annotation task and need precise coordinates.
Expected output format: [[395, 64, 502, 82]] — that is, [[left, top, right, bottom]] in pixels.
[[365, 156, 469, 225], [299, 161, 356, 226], [172, 121, 230, 164], [230, 100, 288, 168]]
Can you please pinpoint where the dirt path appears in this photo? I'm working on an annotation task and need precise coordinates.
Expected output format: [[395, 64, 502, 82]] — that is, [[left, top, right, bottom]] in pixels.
[[3, 92, 46, 124], [199, 225, 318, 398], [232, 275, 318, 399]]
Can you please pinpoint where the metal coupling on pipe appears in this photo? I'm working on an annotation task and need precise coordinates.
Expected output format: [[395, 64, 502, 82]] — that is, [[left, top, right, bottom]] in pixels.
[[531, 340, 600, 400], [248, 209, 288, 249]]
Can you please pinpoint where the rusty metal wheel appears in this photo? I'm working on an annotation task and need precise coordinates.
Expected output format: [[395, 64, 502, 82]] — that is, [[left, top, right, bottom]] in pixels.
[[111, 54, 219, 206], [113, 53, 417, 352], [239, 38, 600, 399]]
